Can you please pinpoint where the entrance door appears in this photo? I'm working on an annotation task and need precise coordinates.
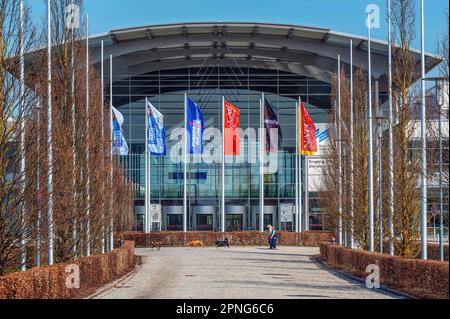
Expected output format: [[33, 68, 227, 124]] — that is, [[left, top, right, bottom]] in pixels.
[[136, 214, 144, 232], [255, 214, 273, 229], [197, 214, 213, 231], [226, 214, 243, 231], [166, 214, 183, 231]]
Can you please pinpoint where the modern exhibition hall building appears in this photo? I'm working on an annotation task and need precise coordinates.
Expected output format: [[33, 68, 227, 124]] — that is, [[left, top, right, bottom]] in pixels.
[[87, 22, 441, 232]]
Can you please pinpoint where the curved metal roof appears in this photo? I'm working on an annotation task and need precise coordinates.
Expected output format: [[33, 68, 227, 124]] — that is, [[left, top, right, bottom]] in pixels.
[[90, 22, 441, 87]]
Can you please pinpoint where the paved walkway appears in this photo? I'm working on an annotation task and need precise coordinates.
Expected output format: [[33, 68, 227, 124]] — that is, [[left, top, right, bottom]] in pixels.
[[92, 246, 403, 299]]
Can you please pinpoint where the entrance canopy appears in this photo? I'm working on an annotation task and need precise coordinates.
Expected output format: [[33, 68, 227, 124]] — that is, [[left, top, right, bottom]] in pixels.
[[89, 22, 441, 89]]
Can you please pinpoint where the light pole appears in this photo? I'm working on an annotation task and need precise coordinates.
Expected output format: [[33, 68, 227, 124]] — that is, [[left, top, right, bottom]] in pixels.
[[19, 0, 26, 272], [419, 0, 428, 260], [367, 11, 375, 252], [424, 76, 448, 261], [337, 54, 343, 246], [387, 0, 395, 256], [349, 39, 354, 249], [46, 0, 54, 266]]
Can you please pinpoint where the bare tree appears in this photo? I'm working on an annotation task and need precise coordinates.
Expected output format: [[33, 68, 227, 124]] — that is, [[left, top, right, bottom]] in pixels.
[[0, 0, 37, 275], [1, 0, 132, 274]]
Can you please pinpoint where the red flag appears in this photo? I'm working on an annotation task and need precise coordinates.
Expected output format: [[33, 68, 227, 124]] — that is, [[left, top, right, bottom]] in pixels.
[[300, 102, 318, 155], [224, 100, 241, 156]]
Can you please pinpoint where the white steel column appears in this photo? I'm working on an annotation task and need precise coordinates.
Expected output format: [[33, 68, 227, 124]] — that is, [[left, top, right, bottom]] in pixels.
[[47, 0, 54, 265], [304, 156, 309, 231], [437, 80, 444, 261], [259, 93, 265, 232], [367, 13, 375, 252], [145, 97, 149, 233], [295, 103, 299, 233], [375, 80, 383, 253], [387, 0, 395, 256], [109, 55, 114, 251], [337, 55, 343, 246], [298, 97, 303, 233], [19, 0, 26, 271], [100, 40, 105, 253], [71, 0, 77, 258], [419, 0, 428, 260], [183, 93, 188, 233], [36, 96, 42, 266], [349, 39, 355, 249], [221, 97, 226, 233], [85, 16, 91, 256]]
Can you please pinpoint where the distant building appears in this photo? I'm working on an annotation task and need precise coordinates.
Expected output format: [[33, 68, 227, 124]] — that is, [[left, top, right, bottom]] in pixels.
[[82, 22, 442, 232]]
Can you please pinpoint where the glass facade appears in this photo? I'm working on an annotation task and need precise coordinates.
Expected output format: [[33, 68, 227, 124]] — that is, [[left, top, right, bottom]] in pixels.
[[108, 67, 332, 231]]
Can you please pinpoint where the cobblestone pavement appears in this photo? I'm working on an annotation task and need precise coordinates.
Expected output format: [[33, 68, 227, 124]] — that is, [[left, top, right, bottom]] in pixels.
[[93, 246, 404, 299]]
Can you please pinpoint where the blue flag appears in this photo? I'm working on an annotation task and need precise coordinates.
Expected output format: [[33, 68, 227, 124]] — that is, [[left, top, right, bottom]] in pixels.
[[186, 97, 204, 155], [147, 100, 166, 156], [112, 106, 129, 155]]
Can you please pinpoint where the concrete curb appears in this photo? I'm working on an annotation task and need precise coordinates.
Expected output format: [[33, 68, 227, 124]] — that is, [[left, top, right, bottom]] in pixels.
[[86, 260, 142, 299], [312, 255, 416, 299]]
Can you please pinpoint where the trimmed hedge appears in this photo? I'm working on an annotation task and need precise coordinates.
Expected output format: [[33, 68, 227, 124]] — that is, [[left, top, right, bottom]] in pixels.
[[427, 243, 449, 261], [382, 242, 449, 261], [122, 230, 334, 247], [0, 241, 136, 299], [320, 243, 449, 299]]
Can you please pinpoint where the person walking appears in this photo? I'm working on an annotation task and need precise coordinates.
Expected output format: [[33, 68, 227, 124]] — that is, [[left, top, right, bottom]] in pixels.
[[267, 224, 274, 249], [270, 226, 278, 249]]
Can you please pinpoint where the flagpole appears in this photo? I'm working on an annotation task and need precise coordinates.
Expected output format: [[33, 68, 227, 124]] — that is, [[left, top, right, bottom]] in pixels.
[[419, 0, 428, 260], [437, 80, 444, 261], [367, 12, 375, 252], [387, 0, 395, 256], [298, 97, 303, 233], [349, 39, 354, 249], [259, 93, 265, 233], [337, 54, 343, 246], [375, 80, 383, 253], [184, 93, 187, 233], [221, 97, 226, 233], [85, 15, 91, 257], [100, 40, 105, 253], [71, 0, 77, 257], [36, 94, 42, 267], [295, 102, 299, 233], [19, 0, 26, 272], [145, 97, 149, 233], [109, 54, 114, 251], [148, 102, 152, 233], [47, 0, 54, 266]]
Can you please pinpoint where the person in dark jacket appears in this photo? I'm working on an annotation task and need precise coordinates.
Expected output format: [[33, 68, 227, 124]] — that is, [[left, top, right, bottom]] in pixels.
[[270, 226, 277, 249], [267, 225, 274, 249]]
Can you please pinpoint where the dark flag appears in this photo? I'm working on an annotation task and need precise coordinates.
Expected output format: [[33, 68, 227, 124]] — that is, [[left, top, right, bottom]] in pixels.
[[264, 98, 282, 153]]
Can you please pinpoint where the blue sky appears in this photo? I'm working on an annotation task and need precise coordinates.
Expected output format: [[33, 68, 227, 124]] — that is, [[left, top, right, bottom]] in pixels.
[[30, 0, 448, 53]]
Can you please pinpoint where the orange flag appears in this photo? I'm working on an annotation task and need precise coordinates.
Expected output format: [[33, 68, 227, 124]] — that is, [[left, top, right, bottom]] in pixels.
[[224, 100, 241, 156], [300, 102, 318, 155]]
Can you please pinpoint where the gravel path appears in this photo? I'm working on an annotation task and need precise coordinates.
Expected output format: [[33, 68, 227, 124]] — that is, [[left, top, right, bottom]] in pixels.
[[92, 246, 404, 299]]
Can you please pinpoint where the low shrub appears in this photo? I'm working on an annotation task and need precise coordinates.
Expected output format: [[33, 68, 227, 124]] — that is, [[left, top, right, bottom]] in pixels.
[[121, 230, 334, 247], [320, 243, 449, 299], [0, 241, 136, 299]]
